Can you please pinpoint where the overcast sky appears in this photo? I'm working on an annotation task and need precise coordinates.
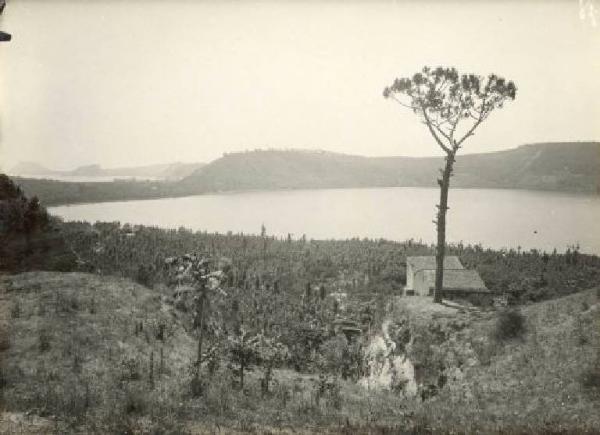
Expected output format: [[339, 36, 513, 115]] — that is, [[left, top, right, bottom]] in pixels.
[[0, 0, 598, 171]]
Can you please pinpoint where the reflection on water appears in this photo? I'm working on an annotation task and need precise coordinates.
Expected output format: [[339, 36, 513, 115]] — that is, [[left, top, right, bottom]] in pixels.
[[49, 187, 600, 254]]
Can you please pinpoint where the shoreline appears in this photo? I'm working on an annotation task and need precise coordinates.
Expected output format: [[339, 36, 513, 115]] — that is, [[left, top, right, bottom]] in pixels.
[[31, 182, 600, 208], [52, 218, 598, 257]]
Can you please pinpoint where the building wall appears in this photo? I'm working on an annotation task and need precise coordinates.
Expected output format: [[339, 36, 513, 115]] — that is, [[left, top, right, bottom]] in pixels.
[[406, 263, 414, 290], [441, 289, 493, 306], [414, 270, 435, 296]]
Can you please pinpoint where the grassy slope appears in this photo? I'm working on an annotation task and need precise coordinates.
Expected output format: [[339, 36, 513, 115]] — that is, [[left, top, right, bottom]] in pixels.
[[1, 271, 599, 433], [403, 288, 600, 433], [0, 272, 196, 433], [0, 272, 409, 433]]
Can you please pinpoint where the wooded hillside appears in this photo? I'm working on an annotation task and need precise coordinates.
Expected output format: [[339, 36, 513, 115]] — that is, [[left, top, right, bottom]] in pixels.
[[9, 141, 600, 207], [181, 142, 600, 193]]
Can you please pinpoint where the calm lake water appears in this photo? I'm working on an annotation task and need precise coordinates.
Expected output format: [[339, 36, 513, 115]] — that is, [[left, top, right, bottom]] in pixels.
[[48, 187, 600, 254]]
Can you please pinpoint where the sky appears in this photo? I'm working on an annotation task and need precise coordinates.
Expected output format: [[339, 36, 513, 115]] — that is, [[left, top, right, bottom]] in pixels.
[[0, 0, 599, 171]]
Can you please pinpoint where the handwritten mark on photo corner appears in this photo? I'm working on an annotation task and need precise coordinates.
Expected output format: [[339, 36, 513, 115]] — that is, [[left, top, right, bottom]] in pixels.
[[580, 0, 598, 27]]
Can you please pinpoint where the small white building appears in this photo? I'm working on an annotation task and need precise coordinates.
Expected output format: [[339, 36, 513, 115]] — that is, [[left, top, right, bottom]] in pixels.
[[404, 256, 488, 298]]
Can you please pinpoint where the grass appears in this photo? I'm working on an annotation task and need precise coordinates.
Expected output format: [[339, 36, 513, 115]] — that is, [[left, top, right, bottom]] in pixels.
[[1, 271, 599, 433], [0, 271, 195, 433], [0, 272, 411, 433], [404, 287, 600, 433]]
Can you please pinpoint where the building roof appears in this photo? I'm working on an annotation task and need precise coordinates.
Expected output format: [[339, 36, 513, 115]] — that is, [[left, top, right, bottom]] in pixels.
[[415, 268, 488, 292], [406, 256, 464, 272]]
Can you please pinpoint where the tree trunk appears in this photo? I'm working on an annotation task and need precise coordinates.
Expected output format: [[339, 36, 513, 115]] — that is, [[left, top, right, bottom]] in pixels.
[[434, 152, 455, 303], [196, 289, 206, 368], [240, 359, 245, 390]]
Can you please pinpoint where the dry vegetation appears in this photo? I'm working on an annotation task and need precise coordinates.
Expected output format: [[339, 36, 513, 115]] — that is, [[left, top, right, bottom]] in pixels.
[[1, 270, 599, 433], [0, 272, 195, 433], [397, 288, 600, 433], [2, 176, 600, 433]]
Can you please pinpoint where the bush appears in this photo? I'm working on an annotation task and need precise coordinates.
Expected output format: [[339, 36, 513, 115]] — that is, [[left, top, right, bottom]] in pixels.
[[0, 365, 6, 390], [120, 357, 141, 381], [136, 264, 154, 288], [123, 386, 147, 415], [574, 316, 590, 346], [10, 301, 21, 318], [471, 338, 499, 366], [581, 364, 600, 401], [581, 368, 600, 389], [47, 252, 77, 272], [39, 328, 51, 352], [0, 330, 10, 351], [493, 309, 526, 341], [190, 373, 205, 397], [204, 373, 233, 415]]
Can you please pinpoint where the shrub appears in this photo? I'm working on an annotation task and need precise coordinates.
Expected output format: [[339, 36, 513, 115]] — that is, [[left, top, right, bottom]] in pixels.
[[0, 365, 6, 390], [580, 364, 600, 400], [574, 317, 590, 346], [581, 368, 600, 389], [120, 357, 141, 381], [319, 335, 349, 375], [61, 379, 92, 422], [155, 322, 165, 341], [123, 386, 147, 415], [10, 301, 21, 318], [39, 328, 51, 352], [136, 264, 154, 288], [73, 351, 83, 373], [147, 417, 191, 435], [205, 373, 233, 416], [493, 309, 526, 341], [0, 330, 10, 351], [47, 252, 77, 272], [71, 295, 81, 311], [190, 373, 205, 397], [472, 338, 500, 365]]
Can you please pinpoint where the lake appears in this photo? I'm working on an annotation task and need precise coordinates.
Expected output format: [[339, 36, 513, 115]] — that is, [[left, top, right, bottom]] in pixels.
[[48, 187, 600, 254]]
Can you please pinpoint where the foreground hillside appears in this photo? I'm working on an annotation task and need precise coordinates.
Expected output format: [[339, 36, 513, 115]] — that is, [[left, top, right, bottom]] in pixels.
[[0, 272, 196, 433], [1, 270, 599, 433], [391, 289, 600, 433]]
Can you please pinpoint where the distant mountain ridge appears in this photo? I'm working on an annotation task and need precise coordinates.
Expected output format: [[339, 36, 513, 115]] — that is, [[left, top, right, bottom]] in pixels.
[[9, 161, 58, 176], [10, 161, 205, 180], [8, 141, 599, 207], [181, 142, 600, 193]]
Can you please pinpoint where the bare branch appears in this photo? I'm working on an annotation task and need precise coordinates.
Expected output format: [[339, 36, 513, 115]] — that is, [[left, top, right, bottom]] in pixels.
[[455, 95, 492, 146], [429, 113, 452, 127], [466, 109, 479, 121], [422, 108, 451, 154], [449, 113, 461, 145], [456, 115, 484, 146], [388, 94, 415, 110], [438, 79, 450, 95], [428, 116, 452, 142]]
